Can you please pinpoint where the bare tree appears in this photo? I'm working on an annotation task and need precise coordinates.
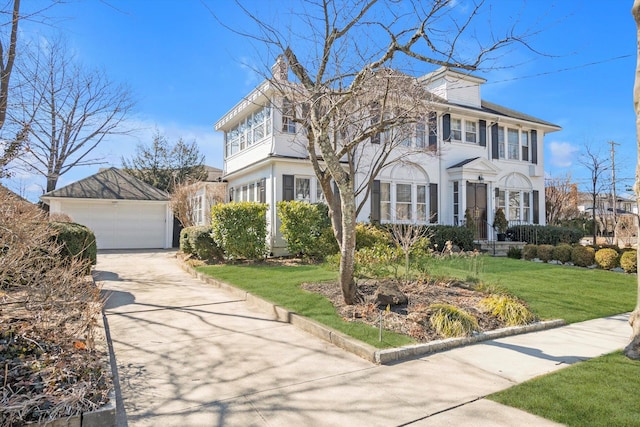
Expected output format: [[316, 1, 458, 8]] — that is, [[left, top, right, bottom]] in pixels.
[[579, 145, 611, 245], [234, 0, 543, 304], [170, 181, 225, 228], [627, 0, 640, 360], [545, 173, 579, 226], [11, 35, 135, 192], [122, 129, 207, 193]]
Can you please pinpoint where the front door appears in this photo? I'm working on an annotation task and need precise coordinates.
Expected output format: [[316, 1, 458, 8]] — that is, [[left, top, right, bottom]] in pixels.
[[466, 182, 487, 240]]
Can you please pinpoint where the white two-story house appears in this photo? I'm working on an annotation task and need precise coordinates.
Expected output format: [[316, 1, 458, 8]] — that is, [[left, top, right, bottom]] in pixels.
[[214, 61, 560, 256]]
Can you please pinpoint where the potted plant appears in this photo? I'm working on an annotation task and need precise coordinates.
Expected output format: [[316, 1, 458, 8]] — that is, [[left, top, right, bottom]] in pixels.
[[493, 208, 508, 241]]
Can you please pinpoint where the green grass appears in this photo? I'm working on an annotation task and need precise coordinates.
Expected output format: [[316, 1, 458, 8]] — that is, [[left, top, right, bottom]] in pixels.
[[426, 256, 637, 323], [196, 263, 414, 349], [196, 255, 637, 348], [489, 351, 640, 427]]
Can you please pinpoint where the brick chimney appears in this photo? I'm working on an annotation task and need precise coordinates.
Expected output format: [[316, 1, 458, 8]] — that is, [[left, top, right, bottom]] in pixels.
[[271, 54, 288, 81]]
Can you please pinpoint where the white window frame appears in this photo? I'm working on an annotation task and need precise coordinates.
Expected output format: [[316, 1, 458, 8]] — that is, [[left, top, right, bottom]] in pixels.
[[295, 177, 311, 201], [225, 105, 272, 158], [497, 127, 505, 159], [282, 98, 296, 134], [508, 128, 519, 160], [450, 118, 462, 141], [465, 121, 477, 143], [379, 181, 430, 224]]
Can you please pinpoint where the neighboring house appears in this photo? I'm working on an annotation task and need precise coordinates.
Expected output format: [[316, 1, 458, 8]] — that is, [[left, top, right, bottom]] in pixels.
[[577, 191, 638, 246], [189, 166, 227, 226], [215, 62, 561, 256], [41, 167, 174, 249]]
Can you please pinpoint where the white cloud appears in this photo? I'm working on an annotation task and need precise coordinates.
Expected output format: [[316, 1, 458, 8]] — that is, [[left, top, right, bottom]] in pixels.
[[547, 141, 579, 168]]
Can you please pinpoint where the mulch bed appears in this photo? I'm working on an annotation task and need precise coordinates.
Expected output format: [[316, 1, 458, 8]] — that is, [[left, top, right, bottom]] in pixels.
[[0, 289, 111, 425], [302, 278, 508, 342]]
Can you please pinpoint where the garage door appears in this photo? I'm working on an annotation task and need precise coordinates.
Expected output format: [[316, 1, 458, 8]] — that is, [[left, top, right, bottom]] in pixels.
[[61, 201, 168, 249]]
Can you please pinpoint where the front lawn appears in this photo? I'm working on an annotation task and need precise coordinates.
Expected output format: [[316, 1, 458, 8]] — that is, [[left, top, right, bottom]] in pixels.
[[196, 263, 414, 348], [427, 256, 637, 323], [489, 351, 640, 427], [196, 256, 636, 346]]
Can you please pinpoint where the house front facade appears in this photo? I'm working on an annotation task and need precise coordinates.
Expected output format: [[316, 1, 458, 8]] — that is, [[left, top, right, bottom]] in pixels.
[[215, 63, 561, 256]]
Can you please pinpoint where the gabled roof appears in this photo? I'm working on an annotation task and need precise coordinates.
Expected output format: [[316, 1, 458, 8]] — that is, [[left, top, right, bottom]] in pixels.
[[448, 157, 480, 169], [41, 167, 169, 201]]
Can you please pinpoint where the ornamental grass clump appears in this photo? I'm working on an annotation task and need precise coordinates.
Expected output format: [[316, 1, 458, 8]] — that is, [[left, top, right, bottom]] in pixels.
[[429, 303, 479, 338], [480, 295, 536, 326]]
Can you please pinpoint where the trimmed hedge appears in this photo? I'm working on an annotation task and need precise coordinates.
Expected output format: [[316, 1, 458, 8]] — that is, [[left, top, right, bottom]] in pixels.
[[180, 226, 223, 261], [571, 245, 595, 267], [537, 244, 554, 263], [552, 243, 572, 264], [620, 250, 637, 273], [595, 248, 619, 270], [429, 225, 475, 252], [49, 222, 97, 267], [507, 225, 582, 245], [277, 201, 337, 259], [211, 202, 268, 260], [522, 244, 538, 260]]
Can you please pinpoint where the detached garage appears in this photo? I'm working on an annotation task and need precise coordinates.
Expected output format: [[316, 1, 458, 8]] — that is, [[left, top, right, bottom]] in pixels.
[[41, 168, 173, 249]]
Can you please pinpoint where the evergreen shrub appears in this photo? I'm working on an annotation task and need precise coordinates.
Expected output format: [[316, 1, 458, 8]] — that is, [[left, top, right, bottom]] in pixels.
[[49, 222, 97, 268], [571, 245, 596, 267], [522, 244, 538, 260], [277, 201, 337, 259], [429, 225, 475, 252], [536, 244, 555, 262], [552, 243, 573, 263], [594, 248, 620, 270], [211, 202, 268, 260], [620, 250, 637, 273]]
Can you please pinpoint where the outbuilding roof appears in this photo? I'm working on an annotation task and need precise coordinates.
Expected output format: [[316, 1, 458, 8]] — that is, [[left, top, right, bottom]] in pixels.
[[41, 167, 169, 201]]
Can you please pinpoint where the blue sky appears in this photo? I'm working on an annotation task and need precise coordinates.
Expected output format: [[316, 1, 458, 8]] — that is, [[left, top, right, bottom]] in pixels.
[[3, 0, 637, 201]]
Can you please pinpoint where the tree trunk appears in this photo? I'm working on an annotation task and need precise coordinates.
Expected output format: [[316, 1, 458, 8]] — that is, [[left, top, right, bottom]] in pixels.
[[626, 0, 640, 360], [339, 189, 358, 305]]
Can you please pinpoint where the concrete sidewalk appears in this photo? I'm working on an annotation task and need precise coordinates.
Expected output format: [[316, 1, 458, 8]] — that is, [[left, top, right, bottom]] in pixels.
[[97, 250, 631, 427]]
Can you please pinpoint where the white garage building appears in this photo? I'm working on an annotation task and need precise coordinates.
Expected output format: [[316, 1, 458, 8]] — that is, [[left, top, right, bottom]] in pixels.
[[41, 168, 174, 250]]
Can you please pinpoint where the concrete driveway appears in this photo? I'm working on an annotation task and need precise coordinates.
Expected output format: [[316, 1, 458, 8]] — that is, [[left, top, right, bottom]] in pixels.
[[97, 250, 629, 426]]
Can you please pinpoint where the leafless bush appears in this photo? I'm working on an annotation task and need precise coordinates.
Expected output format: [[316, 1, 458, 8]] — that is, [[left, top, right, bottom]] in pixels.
[[0, 190, 109, 425], [48, 212, 73, 222]]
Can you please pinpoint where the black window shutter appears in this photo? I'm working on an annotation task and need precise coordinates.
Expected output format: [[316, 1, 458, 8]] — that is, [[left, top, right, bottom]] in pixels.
[[479, 120, 487, 147], [442, 113, 451, 142], [495, 187, 500, 198], [428, 112, 437, 149], [429, 183, 438, 223], [259, 178, 266, 203], [283, 174, 294, 201], [371, 180, 380, 223], [531, 130, 538, 164], [533, 190, 540, 224], [491, 124, 499, 159]]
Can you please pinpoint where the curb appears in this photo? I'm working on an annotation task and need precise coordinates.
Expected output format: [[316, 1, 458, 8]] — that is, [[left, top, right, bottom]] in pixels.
[[178, 257, 566, 365]]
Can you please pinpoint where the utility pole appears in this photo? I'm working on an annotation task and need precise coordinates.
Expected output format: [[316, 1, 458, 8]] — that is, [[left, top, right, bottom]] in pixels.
[[609, 140, 620, 244]]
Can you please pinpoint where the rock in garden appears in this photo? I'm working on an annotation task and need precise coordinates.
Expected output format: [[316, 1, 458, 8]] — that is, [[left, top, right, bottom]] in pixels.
[[373, 280, 408, 306]]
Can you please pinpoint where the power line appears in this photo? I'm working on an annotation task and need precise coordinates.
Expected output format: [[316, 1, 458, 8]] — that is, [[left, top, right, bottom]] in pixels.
[[484, 55, 633, 86]]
